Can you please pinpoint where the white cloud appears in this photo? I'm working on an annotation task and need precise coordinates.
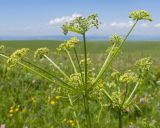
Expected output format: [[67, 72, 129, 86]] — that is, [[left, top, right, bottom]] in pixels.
[[110, 21, 133, 28], [141, 23, 149, 27], [154, 23, 160, 28], [49, 13, 82, 26]]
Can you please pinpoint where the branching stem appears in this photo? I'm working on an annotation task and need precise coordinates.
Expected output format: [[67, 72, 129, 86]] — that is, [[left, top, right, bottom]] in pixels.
[[0, 54, 74, 91], [91, 20, 138, 90], [65, 48, 78, 73], [125, 81, 139, 105], [43, 54, 70, 80]]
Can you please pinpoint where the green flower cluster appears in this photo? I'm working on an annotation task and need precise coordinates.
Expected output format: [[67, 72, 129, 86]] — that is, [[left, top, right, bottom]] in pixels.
[[7, 48, 29, 68], [69, 73, 81, 82], [111, 91, 122, 109], [56, 37, 79, 52], [110, 34, 123, 45], [62, 13, 100, 35], [129, 10, 152, 21], [135, 57, 153, 71], [34, 48, 49, 58], [119, 70, 138, 84]]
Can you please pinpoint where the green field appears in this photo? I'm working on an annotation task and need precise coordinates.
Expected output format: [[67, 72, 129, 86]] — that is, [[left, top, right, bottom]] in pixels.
[[1, 40, 160, 69]]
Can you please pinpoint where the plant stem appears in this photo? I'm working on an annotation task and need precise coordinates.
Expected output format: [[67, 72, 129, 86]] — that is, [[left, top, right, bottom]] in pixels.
[[43, 54, 70, 80], [74, 48, 85, 85], [92, 20, 138, 87], [83, 95, 91, 128], [83, 34, 88, 88], [19, 63, 75, 90], [0, 54, 74, 91], [22, 59, 72, 90], [118, 109, 122, 128], [92, 43, 116, 85], [68, 94, 81, 128], [65, 48, 78, 73], [97, 102, 103, 123], [125, 81, 139, 105], [83, 33, 91, 128], [102, 89, 113, 103]]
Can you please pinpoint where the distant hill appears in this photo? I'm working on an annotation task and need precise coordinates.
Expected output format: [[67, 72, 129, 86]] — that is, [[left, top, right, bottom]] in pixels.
[[0, 35, 160, 41]]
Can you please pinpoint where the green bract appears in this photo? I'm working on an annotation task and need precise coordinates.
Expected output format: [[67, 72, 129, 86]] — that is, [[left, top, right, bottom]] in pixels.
[[34, 48, 49, 59], [62, 13, 100, 35], [129, 10, 152, 21], [7, 48, 29, 68]]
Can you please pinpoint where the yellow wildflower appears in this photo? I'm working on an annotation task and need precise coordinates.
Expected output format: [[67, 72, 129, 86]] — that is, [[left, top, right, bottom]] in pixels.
[[9, 109, 14, 113], [55, 96, 61, 100], [50, 100, 56, 105], [15, 106, 20, 112], [32, 96, 36, 103], [10, 106, 14, 110]]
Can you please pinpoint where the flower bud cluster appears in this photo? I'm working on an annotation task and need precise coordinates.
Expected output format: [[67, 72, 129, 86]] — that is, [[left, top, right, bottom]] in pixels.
[[119, 70, 138, 84], [62, 13, 100, 35], [135, 57, 153, 71], [111, 92, 122, 109], [48, 96, 61, 105], [92, 79, 105, 99], [110, 34, 123, 45], [69, 73, 81, 82], [56, 37, 79, 52], [63, 118, 76, 127], [129, 10, 152, 21], [34, 48, 49, 58], [8, 105, 20, 117], [7, 48, 29, 68]]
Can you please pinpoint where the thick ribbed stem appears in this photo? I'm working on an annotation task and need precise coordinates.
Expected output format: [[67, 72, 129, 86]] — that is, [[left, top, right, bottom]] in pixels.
[[83, 33, 91, 128]]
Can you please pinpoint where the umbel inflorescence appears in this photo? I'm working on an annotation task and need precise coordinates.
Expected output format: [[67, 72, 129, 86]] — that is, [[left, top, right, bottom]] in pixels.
[[0, 10, 153, 128]]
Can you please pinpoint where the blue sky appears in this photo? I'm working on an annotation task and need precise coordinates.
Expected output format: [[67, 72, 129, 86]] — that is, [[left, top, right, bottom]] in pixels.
[[0, 0, 160, 36]]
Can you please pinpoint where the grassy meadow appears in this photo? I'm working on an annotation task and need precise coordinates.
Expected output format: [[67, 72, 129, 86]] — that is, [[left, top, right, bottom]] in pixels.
[[0, 40, 160, 128], [1, 40, 160, 69]]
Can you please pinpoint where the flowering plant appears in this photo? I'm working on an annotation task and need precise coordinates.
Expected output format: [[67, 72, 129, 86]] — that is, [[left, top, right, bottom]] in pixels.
[[0, 10, 153, 128]]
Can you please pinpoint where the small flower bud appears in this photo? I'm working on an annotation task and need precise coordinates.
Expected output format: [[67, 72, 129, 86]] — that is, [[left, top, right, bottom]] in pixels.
[[7, 48, 29, 68], [110, 34, 123, 45], [65, 37, 79, 49], [135, 57, 153, 71], [56, 37, 79, 52], [34, 48, 49, 59]]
